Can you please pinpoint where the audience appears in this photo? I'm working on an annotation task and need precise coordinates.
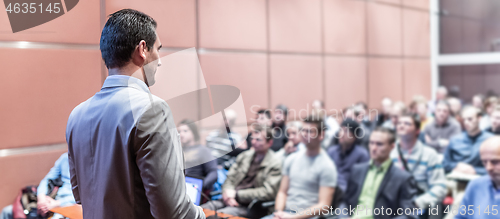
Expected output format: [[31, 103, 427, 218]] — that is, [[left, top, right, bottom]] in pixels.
[[264, 115, 337, 219], [480, 96, 499, 130], [382, 101, 407, 131], [344, 127, 418, 219], [390, 113, 447, 215], [376, 97, 394, 127], [312, 100, 340, 149], [202, 124, 281, 217], [471, 94, 484, 111], [409, 96, 432, 131], [271, 104, 289, 152], [206, 109, 245, 166], [448, 97, 464, 129], [443, 106, 493, 175], [327, 119, 370, 192], [428, 86, 448, 116], [455, 136, 500, 219], [354, 102, 375, 148], [486, 105, 500, 135], [423, 101, 462, 153], [1, 153, 75, 219], [276, 121, 306, 160], [178, 119, 218, 191], [246, 109, 273, 149]]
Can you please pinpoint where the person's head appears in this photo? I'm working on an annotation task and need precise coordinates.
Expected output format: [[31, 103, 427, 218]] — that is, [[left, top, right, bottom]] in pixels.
[[447, 97, 462, 116], [250, 123, 274, 154], [389, 101, 407, 127], [343, 107, 355, 120], [256, 109, 272, 127], [286, 121, 303, 146], [301, 115, 325, 149], [472, 94, 485, 110], [415, 101, 428, 120], [480, 136, 500, 186], [381, 97, 393, 115], [491, 105, 500, 133], [339, 119, 360, 148], [100, 9, 162, 86], [369, 127, 396, 164], [435, 100, 451, 125], [274, 104, 288, 126], [178, 119, 200, 147], [436, 86, 448, 101], [484, 96, 499, 116], [461, 106, 482, 135], [354, 103, 368, 122], [396, 113, 421, 142], [409, 95, 427, 114]]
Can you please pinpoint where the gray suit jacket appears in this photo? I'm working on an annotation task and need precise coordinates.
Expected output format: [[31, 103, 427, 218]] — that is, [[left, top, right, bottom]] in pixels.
[[66, 75, 205, 219], [344, 161, 418, 219]]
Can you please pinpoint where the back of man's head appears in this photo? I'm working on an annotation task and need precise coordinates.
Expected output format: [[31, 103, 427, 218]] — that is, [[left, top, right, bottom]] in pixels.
[[100, 9, 157, 69]]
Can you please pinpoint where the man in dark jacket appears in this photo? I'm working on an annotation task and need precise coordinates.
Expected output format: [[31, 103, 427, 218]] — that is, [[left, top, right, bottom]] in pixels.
[[344, 127, 418, 219]]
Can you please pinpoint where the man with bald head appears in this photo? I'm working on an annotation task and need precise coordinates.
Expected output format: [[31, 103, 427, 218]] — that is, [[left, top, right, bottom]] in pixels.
[[455, 137, 500, 219]]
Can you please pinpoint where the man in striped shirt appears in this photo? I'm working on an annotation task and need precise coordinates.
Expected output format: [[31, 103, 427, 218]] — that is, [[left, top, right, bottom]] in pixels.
[[391, 113, 447, 217]]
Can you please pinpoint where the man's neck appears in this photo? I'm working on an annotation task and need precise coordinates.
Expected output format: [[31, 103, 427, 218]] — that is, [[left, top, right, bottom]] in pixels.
[[373, 158, 389, 167], [108, 64, 146, 85], [254, 151, 267, 160], [399, 137, 417, 151], [467, 129, 481, 138], [340, 143, 354, 154], [306, 145, 321, 157]]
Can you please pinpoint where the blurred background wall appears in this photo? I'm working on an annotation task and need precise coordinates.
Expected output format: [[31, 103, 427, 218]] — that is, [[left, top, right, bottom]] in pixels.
[[0, 0, 432, 207]]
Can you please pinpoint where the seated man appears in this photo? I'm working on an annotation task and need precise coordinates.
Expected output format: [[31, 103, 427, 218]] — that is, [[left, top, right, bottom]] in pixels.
[[344, 127, 418, 219], [264, 115, 337, 219], [327, 119, 369, 192], [276, 121, 306, 160], [423, 100, 462, 154], [455, 136, 500, 219], [443, 106, 493, 175], [202, 124, 282, 217], [391, 113, 447, 216], [1, 153, 76, 219]]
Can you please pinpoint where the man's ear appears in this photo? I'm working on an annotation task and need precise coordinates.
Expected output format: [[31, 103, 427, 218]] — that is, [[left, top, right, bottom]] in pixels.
[[138, 40, 147, 60]]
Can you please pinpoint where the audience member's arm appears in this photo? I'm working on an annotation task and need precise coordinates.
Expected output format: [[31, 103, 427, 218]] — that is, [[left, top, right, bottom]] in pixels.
[[394, 177, 418, 219], [134, 101, 205, 219], [274, 175, 290, 212], [442, 140, 457, 174], [202, 158, 218, 191], [236, 161, 282, 204], [287, 186, 334, 219], [415, 154, 447, 208], [37, 154, 64, 199], [473, 165, 486, 175]]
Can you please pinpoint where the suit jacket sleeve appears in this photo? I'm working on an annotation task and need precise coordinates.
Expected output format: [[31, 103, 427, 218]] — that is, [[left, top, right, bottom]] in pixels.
[[133, 101, 205, 219], [394, 176, 418, 219], [67, 138, 81, 204]]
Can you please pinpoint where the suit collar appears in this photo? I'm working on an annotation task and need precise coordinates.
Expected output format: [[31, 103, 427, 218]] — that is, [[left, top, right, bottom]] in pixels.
[[101, 75, 150, 93], [375, 162, 395, 200]]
